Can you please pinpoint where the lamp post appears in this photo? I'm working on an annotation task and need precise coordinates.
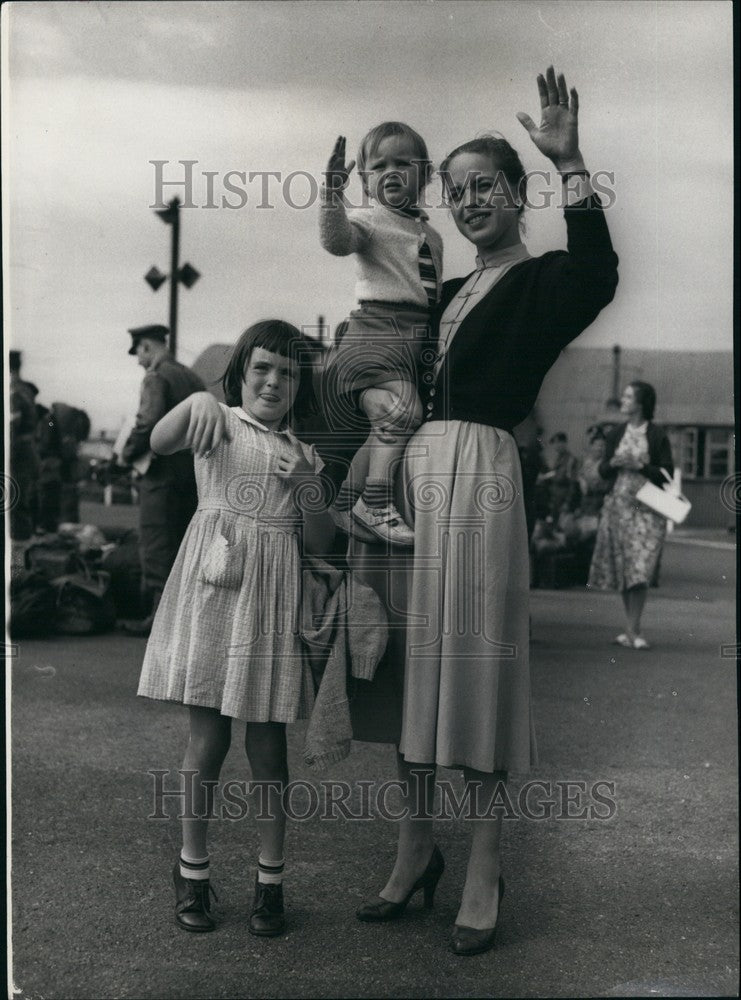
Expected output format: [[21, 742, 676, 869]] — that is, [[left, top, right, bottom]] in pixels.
[[607, 343, 621, 408], [144, 196, 200, 360]]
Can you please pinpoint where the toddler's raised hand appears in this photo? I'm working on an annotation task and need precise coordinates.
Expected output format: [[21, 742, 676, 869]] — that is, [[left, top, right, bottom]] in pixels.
[[325, 135, 355, 192]]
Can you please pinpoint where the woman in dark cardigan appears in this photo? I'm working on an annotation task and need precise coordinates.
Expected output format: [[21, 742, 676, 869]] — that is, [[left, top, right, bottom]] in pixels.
[[588, 381, 674, 649], [179, 66, 619, 955], [353, 66, 619, 955]]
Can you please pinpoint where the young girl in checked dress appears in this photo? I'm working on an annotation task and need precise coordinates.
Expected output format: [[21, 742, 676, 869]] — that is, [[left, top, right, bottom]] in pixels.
[[137, 320, 333, 937]]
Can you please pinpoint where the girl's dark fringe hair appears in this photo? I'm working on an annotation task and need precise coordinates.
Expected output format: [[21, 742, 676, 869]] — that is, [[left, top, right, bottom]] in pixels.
[[439, 132, 527, 217], [220, 319, 318, 423]]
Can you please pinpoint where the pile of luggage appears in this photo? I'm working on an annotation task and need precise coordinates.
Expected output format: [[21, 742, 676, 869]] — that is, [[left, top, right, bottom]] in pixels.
[[10, 524, 145, 638]]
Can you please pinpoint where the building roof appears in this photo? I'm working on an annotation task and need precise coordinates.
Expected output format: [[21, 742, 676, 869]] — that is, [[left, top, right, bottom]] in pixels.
[[190, 343, 232, 401], [539, 347, 734, 426]]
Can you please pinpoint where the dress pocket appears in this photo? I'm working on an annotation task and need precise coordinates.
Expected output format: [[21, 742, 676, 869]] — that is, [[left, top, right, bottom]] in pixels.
[[198, 530, 244, 589]]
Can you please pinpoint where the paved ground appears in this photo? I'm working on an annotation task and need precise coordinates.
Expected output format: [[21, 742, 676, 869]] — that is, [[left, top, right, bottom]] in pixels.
[[9, 527, 739, 999]]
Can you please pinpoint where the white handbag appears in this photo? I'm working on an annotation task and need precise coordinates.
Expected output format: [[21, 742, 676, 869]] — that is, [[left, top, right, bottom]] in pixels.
[[635, 469, 691, 524]]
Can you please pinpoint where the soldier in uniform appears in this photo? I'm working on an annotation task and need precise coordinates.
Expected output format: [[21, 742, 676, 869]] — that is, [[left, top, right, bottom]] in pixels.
[[9, 350, 40, 541], [120, 325, 205, 636], [35, 398, 64, 534]]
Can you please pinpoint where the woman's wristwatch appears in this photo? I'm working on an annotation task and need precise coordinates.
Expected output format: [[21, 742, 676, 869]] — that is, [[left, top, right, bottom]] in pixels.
[[559, 169, 592, 206]]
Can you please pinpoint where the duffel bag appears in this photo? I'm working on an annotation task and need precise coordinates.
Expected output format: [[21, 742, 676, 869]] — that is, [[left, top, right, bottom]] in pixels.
[[24, 535, 81, 579], [51, 567, 117, 635], [10, 571, 59, 637]]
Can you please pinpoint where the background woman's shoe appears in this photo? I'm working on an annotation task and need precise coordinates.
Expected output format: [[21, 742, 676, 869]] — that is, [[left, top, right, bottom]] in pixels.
[[352, 499, 415, 547], [614, 633, 633, 647], [632, 635, 651, 649], [450, 875, 505, 956], [249, 876, 286, 937], [356, 844, 444, 921], [172, 862, 217, 932]]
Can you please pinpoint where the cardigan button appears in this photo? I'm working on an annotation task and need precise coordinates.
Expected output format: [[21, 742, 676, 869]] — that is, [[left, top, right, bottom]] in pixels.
[[429, 388, 436, 397]]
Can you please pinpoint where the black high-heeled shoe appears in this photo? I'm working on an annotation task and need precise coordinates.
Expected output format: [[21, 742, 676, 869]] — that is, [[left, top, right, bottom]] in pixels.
[[449, 875, 505, 956], [356, 844, 445, 922], [172, 862, 218, 933]]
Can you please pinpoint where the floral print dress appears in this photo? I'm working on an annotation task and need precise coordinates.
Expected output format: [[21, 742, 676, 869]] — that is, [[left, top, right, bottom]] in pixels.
[[587, 423, 667, 591]]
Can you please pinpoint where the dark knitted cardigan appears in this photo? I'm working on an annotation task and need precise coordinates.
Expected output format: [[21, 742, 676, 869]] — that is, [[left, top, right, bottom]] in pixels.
[[420, 195, 619, 430], [598, 422, 674, 489]]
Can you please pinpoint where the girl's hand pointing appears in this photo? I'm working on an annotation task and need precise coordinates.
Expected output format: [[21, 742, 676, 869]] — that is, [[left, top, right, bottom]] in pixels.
[[186, 392, 231, 458]]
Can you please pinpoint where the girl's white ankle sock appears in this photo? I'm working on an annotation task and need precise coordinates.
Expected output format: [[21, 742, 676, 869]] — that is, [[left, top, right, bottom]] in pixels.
[[180, 852, 210, 881], [257, 856, 285, 885]]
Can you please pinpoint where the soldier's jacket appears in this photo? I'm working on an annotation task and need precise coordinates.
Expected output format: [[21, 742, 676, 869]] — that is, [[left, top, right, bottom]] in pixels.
[[10, 377, 39, 470], [122, 354, 205, 475]]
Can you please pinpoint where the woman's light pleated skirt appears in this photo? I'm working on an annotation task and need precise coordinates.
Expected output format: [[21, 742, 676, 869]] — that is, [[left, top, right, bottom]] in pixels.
[[398, 420, 537, 774]]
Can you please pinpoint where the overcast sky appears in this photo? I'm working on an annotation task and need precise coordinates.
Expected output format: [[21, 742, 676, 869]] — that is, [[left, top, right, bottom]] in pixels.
[[3, 0, 734, 433]]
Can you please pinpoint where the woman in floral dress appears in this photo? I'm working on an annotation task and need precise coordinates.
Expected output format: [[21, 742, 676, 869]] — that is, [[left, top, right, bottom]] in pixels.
[[588, 381, 674, 649]]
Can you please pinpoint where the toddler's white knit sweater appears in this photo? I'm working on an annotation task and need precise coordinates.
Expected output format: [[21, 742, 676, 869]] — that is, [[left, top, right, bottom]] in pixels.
[[319, 192, 443, 308]]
